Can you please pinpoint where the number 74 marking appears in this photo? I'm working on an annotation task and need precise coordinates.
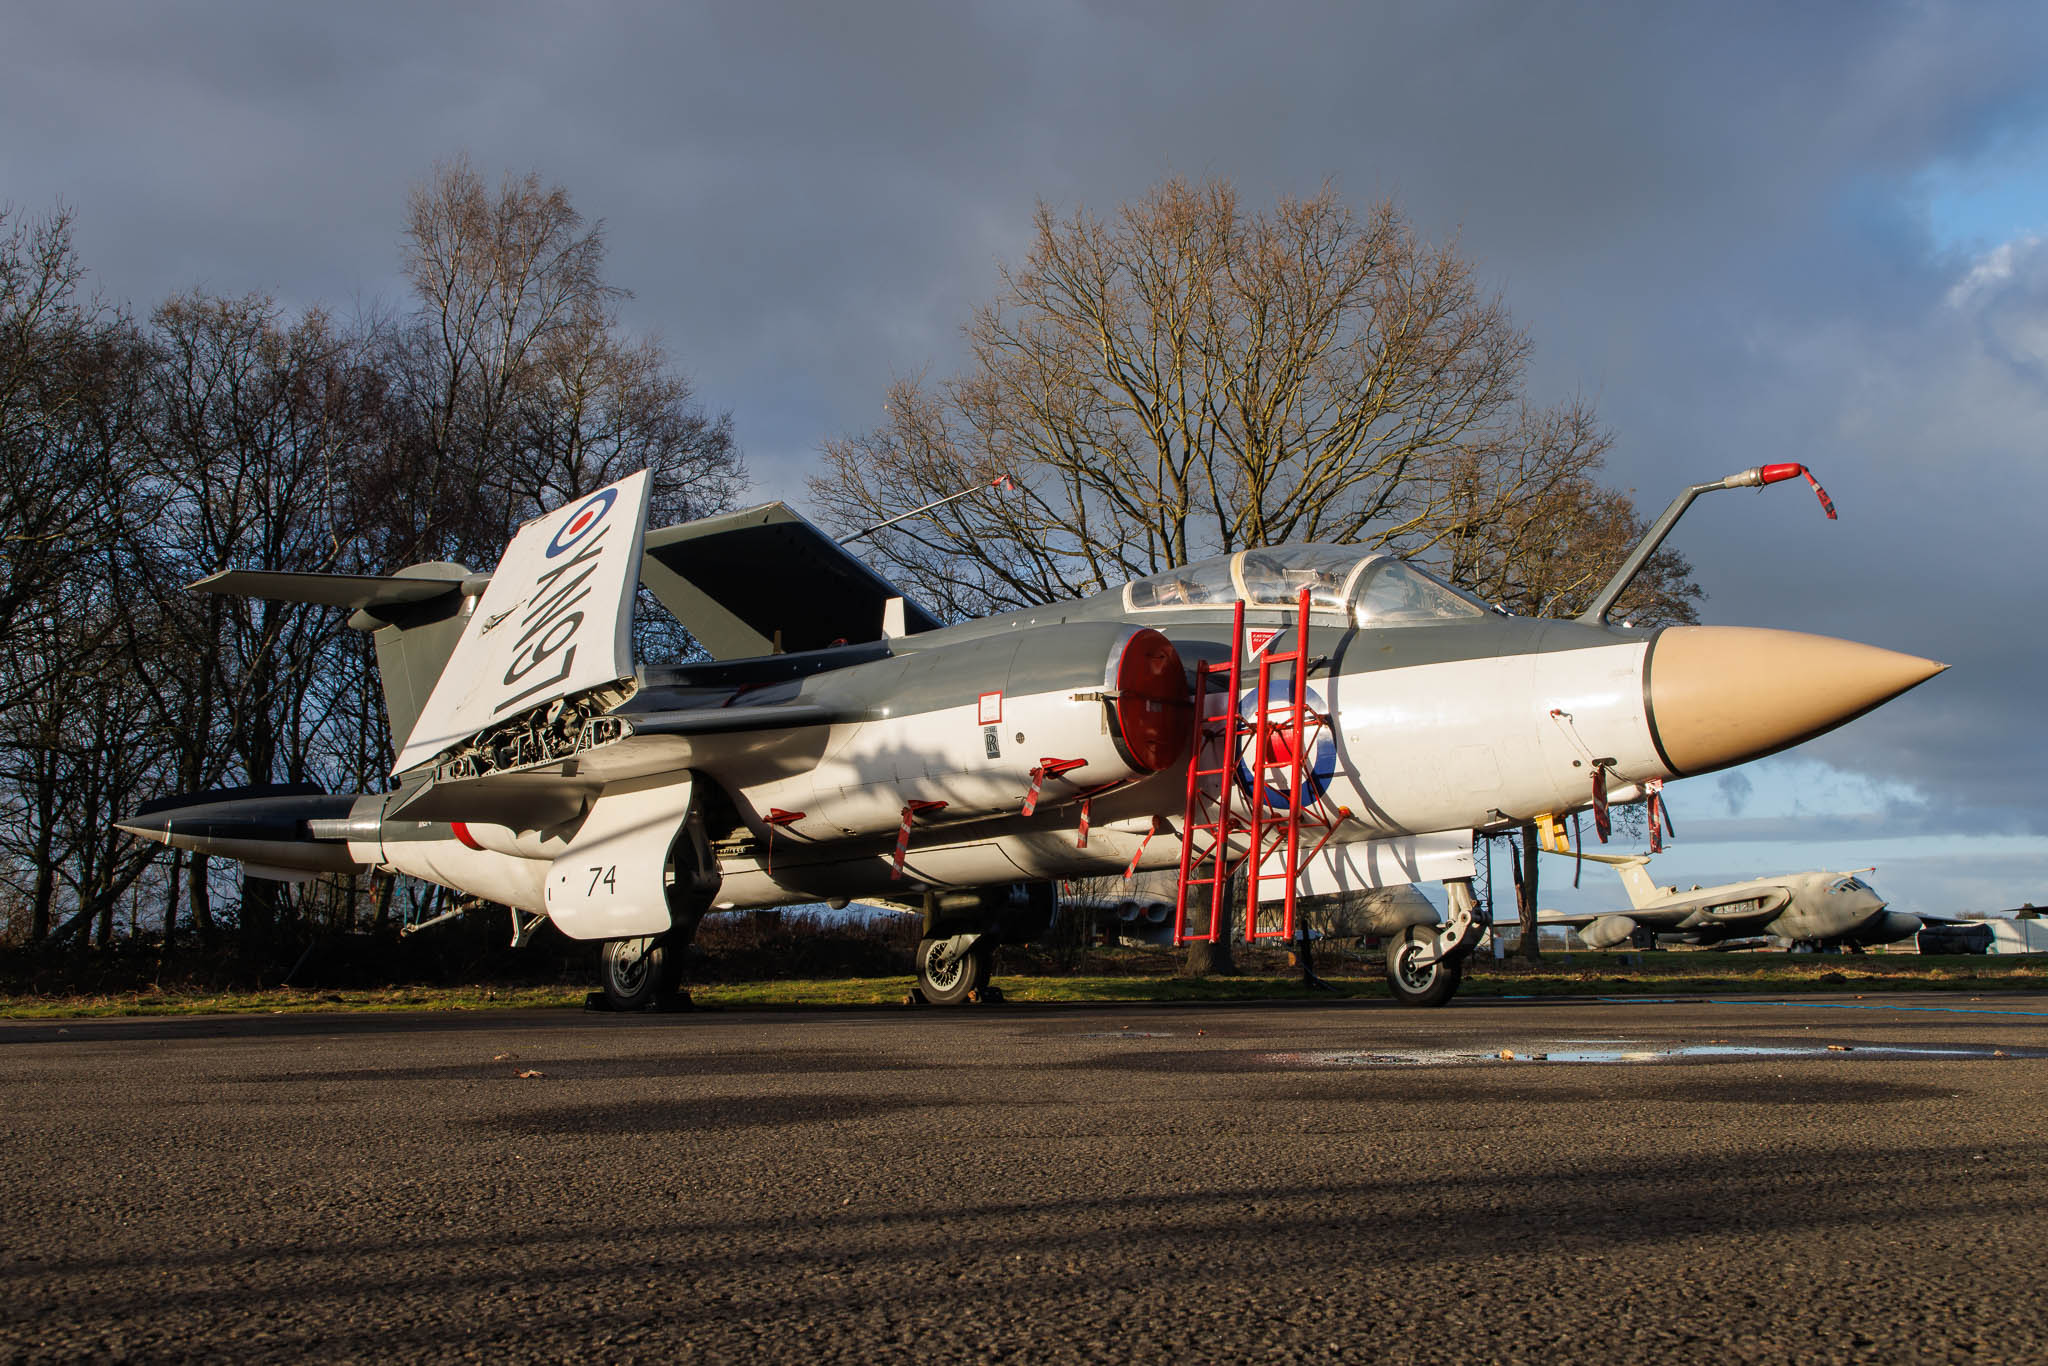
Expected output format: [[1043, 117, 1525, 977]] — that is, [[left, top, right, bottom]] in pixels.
[[587, 865, 618, 896]]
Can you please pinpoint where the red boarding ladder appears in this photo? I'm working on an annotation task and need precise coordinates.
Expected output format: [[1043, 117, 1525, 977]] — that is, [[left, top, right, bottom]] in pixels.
[[1173, 588, 1345, 946], [1172, 601, 1247, 944]]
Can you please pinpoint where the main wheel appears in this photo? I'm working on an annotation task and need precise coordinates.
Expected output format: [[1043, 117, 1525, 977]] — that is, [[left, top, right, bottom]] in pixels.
[[599, 934, 683, 1011], [1386, 925, 1462, 1008], [917, 936, 992, 1007]]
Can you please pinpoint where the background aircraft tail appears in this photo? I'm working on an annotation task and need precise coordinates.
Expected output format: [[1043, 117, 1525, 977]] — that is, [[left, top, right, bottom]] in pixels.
[[190, 563, 478, 759], [1545, 847, 1664, 907], [1609, 856, 1660, 907]]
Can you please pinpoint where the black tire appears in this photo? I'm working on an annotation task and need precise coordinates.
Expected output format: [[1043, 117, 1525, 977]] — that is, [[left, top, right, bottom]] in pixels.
[[599, 934, 683, 1011], [917, 937, 991, 1007], [1386, 925, 1462, 1008]]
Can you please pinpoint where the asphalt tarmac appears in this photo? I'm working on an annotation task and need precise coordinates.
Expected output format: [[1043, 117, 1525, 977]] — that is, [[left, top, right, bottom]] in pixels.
[[4, 993, 2046, 1364]]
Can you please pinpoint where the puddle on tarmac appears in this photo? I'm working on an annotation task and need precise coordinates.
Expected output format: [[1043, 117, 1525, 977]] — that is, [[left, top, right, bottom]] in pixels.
[[1266, 1041, 2039, 1068]]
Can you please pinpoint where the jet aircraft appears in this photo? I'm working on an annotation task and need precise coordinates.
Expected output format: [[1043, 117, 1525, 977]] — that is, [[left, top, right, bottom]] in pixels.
[[1538, 853, 1923, 951], [118, 463, 1944, 1009]]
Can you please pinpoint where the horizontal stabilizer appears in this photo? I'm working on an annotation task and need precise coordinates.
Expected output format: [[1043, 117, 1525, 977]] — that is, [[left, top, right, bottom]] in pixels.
[[1537, 849, 1650, 869], [190, 568, 473, 612]]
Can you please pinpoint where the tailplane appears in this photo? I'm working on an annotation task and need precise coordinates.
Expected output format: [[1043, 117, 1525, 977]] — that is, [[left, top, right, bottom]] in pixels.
[[191, 563, 480, 761]]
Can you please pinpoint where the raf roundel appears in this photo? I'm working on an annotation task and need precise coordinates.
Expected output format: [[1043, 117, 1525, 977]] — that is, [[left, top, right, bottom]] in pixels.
[[546, 488, 618, 558], [1235, 680, 1337, 811]]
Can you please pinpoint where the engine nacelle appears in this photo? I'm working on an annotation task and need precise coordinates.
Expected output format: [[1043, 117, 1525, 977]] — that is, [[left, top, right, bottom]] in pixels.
[[1859, 910, 1924, 946], [746, 623, 1191, 842], [1581, 914, 1639, 949]]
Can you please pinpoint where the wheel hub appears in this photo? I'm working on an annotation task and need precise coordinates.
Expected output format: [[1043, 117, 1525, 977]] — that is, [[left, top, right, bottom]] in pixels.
[[925, 949, 965, 991], [1393, 942, 1438, 991], [607, 937, 654, 992]]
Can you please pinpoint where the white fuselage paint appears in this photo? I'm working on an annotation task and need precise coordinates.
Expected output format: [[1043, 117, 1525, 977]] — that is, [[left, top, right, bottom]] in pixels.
[[705, 642, 1665, 904], [1321, 641, 1662, 837], [366, 639, 1672, 925], [362, 836, 551, 913], [732, 684, 1141, 844]]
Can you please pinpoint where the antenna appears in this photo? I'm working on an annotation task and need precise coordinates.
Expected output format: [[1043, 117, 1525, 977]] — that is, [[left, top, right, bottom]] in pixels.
[[837, 476, 1014, 546]]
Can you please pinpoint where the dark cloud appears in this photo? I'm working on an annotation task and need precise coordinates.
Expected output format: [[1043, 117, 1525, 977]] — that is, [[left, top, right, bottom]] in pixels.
[[5, 1, 2047, 852]]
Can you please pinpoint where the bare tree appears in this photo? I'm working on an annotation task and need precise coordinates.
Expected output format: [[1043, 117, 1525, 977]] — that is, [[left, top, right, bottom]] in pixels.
[[0, 168, 747, 962], [115, 292, 392, 947], [390, 157, 743, 568], [0, 207, 141, 709], [811, 176, 1697, 973], [1428, 407, 1699, 625], [810, 177, 1554, 618]]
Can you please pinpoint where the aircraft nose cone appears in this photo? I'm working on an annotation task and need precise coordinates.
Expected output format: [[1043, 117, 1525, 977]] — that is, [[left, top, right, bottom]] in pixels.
[[1645, 627, 1945, 777]]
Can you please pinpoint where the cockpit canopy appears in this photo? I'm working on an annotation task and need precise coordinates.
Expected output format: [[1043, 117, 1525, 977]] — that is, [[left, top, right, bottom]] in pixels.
[[1122, 544, 1490, 627]]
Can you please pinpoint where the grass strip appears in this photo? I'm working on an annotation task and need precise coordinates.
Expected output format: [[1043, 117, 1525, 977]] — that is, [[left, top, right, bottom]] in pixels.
[[2, 955, 2043, 1018]]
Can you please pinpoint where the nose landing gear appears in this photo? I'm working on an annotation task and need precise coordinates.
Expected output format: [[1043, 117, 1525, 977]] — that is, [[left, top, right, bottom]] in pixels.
[[1385, 877, 1485, 1008], [1385, 924, 1463, 1007]]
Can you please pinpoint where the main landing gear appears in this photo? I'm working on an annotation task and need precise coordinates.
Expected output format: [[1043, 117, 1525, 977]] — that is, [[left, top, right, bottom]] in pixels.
[[591, 795, 718, 1012], [596, 933, 690, 1011], [915, 934, 994, 1006], [909, 883, 1049, 1005], [1385, 877, 1486, 1008]]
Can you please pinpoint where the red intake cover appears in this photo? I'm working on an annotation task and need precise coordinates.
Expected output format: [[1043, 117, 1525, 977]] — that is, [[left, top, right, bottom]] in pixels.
[[1111, 628, 1194, 772]]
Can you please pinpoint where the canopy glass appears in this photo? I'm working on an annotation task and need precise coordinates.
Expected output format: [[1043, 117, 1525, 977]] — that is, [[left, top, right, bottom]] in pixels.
[[1122, 545, 1488, 626]]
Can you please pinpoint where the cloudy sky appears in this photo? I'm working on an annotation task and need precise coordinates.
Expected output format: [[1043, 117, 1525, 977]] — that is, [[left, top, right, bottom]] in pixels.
[[7, 1, 2045, 917]]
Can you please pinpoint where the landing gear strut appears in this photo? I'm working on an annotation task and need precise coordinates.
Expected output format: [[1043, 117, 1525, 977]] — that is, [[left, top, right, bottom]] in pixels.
[[910, 883, 1049, 1005]]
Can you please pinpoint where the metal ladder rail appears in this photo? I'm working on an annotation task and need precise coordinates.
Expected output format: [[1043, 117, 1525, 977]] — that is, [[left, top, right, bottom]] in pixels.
[[1243, 586, 1313, 943], [1170, 658, 1222, 943], [1172, 601, 1246, 944]]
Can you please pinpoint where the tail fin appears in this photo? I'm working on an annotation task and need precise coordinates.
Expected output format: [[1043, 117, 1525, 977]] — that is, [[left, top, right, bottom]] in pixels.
[[1610, 856, 1660, 908], [191, 563, 478, 759]]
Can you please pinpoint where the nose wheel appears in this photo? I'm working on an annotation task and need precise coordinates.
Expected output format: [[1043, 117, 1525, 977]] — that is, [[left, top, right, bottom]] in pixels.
[[1385, 924, 1463, 1007], [1384, 878, 1483, 1008]]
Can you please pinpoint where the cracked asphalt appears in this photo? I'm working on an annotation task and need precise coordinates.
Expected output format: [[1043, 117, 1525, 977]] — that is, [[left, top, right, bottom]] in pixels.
[[3, 993, 2045, 1363]]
